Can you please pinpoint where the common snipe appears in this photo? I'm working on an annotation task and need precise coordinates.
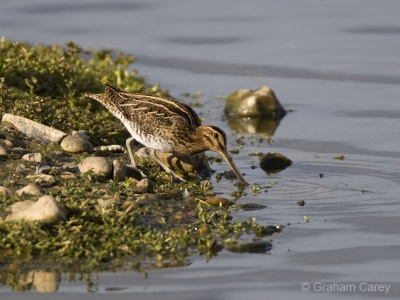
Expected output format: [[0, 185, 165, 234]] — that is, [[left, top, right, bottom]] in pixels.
[[86, 85, 247, 184]]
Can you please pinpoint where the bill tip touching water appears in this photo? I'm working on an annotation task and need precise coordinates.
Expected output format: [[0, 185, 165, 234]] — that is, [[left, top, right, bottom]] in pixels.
[[86, 84, 248, 184]]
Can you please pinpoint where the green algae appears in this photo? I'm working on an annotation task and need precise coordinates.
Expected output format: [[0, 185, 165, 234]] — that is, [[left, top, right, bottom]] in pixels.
[[0, 37, 280, 274]]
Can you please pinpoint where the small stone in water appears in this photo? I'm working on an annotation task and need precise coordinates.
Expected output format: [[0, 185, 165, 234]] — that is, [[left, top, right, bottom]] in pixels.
[[206, 196, 234, 207], [227, 241, 273, 253], [238, 203, 267, 211], [297, 200, 306, 207]]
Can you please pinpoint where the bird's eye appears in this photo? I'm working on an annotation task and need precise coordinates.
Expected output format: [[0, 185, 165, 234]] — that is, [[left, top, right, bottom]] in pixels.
[[213, 133, 219, 138]]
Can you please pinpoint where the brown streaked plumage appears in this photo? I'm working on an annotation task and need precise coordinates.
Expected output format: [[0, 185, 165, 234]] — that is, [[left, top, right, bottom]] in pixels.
[[86, 84, 247, 183]]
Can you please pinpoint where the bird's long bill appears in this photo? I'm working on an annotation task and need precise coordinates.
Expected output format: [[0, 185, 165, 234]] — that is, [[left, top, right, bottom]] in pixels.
[[220, 149, 248, 184]]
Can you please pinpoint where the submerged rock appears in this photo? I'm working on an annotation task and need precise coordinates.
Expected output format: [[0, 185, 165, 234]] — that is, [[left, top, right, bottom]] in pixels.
[[4, 195, 66, 224], [260, 152, 292, 174], [226, 240, 273, 254], [206, 196, 234, 207]]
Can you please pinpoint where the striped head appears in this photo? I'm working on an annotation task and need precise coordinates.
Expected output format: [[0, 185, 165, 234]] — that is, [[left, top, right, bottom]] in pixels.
[[200, 125, 247, 184]]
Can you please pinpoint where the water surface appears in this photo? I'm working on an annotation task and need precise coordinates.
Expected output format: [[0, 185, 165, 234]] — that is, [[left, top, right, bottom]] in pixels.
[[1, 0, 400, 299]]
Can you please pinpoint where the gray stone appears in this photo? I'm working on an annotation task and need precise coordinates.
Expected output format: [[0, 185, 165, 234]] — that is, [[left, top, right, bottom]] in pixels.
[[26, 174, 57, 186], [132, 178, 152, 193], [113, 160, 127, 181], [79, 156, 112, 178], [71, 130, 90, 140], [136, 193, 158, 205], [61, 163, 79, 173], [113, 160, 142, 181], [60, 135, 94, 153], [15, 183, 41, 197], [4, 195, 66, 224], [22, 153, 47, 164], [38, 165, 51, 174], [15, 164, 29, 174], [60, 172, 77, 180], [2, 114, 67, 144]]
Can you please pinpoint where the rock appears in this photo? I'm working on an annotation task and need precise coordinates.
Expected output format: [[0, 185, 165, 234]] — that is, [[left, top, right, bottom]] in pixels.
[[71, 130, 90, 140], [4, 139, 14, 148], [38, 165, 51, 174], [136, 147, 204, 174], [206, 196, 234, 207], [4, 195, 66, 224], [237, 203, 267, 211], [1, 114, 67, 144], [112, 160, 126, 181], [15, 164, 29, 174], [225, 86, 287, 135], [61, 163, 79, 173], [0, 145, 7, 156], [113, 160, 142, 181], [136, 193, 158, 205], [132, 178, 152, 193], [22, 153, 47, 164], [60, 172, 77, 180], [260, 152, 292, 174], [227, 241, 273, 254], [98, 197, 118, 211], [15, 183, 41, 197], [60, 135, 94, 153], [26, 174, 57, 186], [225, 86, 286, 118], [0, 186, 13, 199], [79, 157, 112, 178]]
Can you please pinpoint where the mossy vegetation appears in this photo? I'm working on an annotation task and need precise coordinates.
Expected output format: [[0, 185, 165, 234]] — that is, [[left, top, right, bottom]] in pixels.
[[0, 37, 280, 275]]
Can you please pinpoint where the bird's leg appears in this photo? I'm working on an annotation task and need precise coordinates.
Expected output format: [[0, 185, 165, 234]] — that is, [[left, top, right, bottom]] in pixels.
[[126, 137, 148, 179], [150, 149, 187, 182], [126, 136, 137, 168]]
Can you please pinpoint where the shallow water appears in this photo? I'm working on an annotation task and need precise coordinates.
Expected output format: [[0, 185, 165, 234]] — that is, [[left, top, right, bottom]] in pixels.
[[1, 0, 400, 299]]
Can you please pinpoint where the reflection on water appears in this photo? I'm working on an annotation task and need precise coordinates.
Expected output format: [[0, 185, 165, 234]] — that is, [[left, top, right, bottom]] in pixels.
[[227, 117, 283, 135], [1, 267, 61, 293]]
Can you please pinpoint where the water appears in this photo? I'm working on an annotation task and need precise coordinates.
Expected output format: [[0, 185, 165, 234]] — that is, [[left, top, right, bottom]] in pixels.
[[1, 0, 400, 299]]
